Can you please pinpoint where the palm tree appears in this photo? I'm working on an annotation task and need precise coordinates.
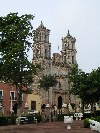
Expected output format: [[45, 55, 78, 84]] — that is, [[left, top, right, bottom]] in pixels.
[[39, 75, 57, 103]]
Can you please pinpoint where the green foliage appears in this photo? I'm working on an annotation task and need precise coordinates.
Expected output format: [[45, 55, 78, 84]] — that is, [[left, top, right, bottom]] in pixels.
[[39, 75, 57, 91], [69, 64, 88, 98], [69, 64, 100, 113], [36, 113, 42, 123], [83, 118, 90, 128], [0, 12, 34, 84], [0, 116, 17, 126], [10, 115, 17, 125], [26, 115, 34, 124], [90, 116, 100, 122], [39, 75, 57, 102], [83, 116, 100, 128], [69, 64, 90, 112], [89, 67, 100, 102], [95, 116, 100, 122], [0, 117, 8, 126], [0, 13, 36, 111]]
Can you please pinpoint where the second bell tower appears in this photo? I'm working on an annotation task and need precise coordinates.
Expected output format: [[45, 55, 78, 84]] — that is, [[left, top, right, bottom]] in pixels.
[[61, 30, 77, 66]]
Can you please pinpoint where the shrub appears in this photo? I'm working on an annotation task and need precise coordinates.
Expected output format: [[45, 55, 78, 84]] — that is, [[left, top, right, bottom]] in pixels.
[[94, 116, 100, 122], [26, 115, 34, 124], [83, 118, 90, 128], [10, 115, 17, 125], [36, 113, 42, 123], [0, 117, 8, 126]]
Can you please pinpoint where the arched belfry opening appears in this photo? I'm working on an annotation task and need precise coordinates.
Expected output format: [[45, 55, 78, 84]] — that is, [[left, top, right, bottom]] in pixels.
[[58, 96, 62, 109]]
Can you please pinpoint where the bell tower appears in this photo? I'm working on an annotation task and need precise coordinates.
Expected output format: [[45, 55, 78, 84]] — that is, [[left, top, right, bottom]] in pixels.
[[33, 22, 51, 75], [33, 21, 51, 60], [61, 30, 77, 66]]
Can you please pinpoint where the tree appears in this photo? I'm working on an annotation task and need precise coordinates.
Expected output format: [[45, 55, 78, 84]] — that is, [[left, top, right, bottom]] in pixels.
[[69, 65, 100, 113], [0, 13, 36, 116], [89, 68, 100, 105], [69, 64, 91, 113], [39, 75, 57, 103]]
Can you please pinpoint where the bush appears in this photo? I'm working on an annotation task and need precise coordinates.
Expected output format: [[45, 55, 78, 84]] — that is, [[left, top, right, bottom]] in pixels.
[[10, 115, 17, 125], [36, 113, 42, 123], [83, 118, 90, 128], [0, 116, 17, 126], [83, 116, 100, 128], [26, 115, 34, 124], [94, 116, 100, 122], [0, 117, 8, 126]]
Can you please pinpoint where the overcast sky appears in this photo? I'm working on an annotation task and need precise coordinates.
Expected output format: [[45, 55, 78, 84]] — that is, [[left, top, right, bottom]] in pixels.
[[0, 0, 100, 73]]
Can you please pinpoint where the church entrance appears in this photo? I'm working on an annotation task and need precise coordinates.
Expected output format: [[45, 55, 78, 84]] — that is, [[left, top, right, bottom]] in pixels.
[[58, 96, 62, 109]]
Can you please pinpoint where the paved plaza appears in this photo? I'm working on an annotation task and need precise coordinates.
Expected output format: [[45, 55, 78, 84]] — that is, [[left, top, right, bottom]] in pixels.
[[0, 120, 94, 133]]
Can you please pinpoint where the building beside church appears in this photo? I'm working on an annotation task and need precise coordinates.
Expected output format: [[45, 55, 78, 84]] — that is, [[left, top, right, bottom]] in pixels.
[[27, 22, 80, 112], [0, 82, 27, 116]]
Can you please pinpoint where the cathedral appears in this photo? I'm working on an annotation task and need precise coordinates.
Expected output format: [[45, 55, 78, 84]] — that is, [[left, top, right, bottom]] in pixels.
[[27, 22, 80, 111]]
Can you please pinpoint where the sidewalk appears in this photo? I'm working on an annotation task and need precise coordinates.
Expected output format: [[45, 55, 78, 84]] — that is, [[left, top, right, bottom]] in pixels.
[[0, 120, 94, 133]]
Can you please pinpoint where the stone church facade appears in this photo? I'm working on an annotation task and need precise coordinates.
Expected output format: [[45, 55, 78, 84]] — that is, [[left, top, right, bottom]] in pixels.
[[27, 22, 80, 111]]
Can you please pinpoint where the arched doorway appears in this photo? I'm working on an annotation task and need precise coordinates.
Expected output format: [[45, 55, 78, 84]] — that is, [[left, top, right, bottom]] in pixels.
[[58, 96, 62, 109]]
